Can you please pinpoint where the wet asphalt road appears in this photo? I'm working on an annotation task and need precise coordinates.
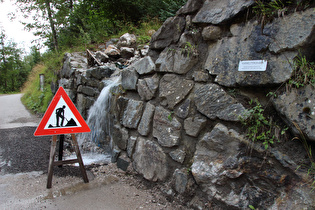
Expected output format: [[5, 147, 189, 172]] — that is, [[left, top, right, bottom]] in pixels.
[[0, 94, 39, 129], [0, 94, 48, 174]]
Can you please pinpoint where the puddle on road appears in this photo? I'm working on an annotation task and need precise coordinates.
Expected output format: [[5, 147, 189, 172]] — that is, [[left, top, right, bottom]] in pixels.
[[43, 174, 119, 200]]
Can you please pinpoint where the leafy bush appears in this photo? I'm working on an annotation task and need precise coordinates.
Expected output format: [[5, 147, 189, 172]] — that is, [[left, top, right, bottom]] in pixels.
[[55, 0, 187, 49], [240, 100, 287, 149], [158, 0, 187, 21]]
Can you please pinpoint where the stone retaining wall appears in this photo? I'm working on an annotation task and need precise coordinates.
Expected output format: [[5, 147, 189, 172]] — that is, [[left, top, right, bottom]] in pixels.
[[58, 1, 315, 209]]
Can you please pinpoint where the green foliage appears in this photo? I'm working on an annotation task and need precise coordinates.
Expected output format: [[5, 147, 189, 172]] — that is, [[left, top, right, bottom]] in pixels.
[[21, 51, 61, 113], [288, 53, 315, 89], [249, 205, 256, 210], [253, 0, 315, 23], [168, 111, 174, 121], [181, 42, 198, 58], [15, 0, 187, 50], [0, 30, 38, 93], [266, 91, 277, 98], [54, 0, 186, 49], [253, 0, 289, 20], [158, 0, 187, 21], [240, 100, 287, 149]]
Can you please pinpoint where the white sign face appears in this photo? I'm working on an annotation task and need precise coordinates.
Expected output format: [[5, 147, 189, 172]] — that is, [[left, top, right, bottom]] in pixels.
[[238, 60, 267, 71], [44, 96, 82, 129]]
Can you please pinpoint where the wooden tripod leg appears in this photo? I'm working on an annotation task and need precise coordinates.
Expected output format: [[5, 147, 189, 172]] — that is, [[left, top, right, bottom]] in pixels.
[[71, 134, 89, 183], [47, 135, 57, 189]]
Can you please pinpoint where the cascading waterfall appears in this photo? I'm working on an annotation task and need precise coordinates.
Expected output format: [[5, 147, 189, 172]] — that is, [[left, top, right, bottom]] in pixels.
[[73, 75, 121, 165], [80, 75, 121, 148]]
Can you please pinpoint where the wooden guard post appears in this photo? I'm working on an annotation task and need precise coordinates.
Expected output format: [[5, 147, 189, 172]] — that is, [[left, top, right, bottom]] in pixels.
[[47, 134, 89, 189]]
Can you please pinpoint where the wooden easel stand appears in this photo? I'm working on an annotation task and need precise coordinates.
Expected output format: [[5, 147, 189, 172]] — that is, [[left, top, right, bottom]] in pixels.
[[47, 134, 89, 189]]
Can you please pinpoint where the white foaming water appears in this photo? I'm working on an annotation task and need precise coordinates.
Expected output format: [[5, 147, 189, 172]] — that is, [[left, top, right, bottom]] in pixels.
[[65, 153, 111, 166], [76, 75, 121, 164]]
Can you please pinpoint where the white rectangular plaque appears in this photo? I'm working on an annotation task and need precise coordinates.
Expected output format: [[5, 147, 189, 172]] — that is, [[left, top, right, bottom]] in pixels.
[[238, 60, 267, 71]]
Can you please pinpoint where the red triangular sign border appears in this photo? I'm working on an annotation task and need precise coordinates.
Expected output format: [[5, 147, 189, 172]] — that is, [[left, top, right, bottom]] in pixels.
[[34, 87, 90, 136]]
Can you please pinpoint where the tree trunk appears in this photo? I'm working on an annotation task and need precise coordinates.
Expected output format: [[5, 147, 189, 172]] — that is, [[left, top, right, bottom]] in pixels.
[[0, 35, 8, 91], [45, 0, 58, 51]]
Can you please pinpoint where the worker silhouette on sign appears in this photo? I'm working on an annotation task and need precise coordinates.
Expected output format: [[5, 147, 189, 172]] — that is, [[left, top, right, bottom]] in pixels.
[[56, 105, 66, 127]]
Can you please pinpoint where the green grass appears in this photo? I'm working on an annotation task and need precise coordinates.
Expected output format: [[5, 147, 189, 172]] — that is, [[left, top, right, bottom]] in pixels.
[[21, 51, 63, 114], [288, 53, 315, 89]]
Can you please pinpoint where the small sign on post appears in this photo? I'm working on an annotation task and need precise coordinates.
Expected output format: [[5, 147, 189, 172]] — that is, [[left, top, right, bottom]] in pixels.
[[238, 60, 267, 72], [39, 74, 45, 91], [34, 86, 90, 188]]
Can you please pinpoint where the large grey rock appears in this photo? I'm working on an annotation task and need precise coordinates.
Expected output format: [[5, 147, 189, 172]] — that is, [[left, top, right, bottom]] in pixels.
[[133, 56, 156, 75], [176, 0, 204, 15], [117, 33, 137, 49], [191, 123, 313, 209], [153, 106, 182, 147], [273, 85, 315, 141], [60, 53, 75, 78], [270, 185, 315, 209], [156, 48, 198, 75], [178, 31, 201, 49], [193, 0, 255, 24], [202, 25, 222, 41], [159, 74, 194, 109], [138, 102, 155, 136], [122, 99, 144, 129], [105, 45, 120, 58], [76, 94, 95, 118], [132, 137, 168, 181], [116, 152, 130, 171], [150, 16, 186, 50], [184, 115, 207, 137], [111, 124, 128, 150], [266, 8, 315, 53], [120, 47, 135, 59], [173, 169, 188, 194], [191, 124, 246, 208], [60, 52, 87, 78], [59, 78, 75, 90], [76, 74, 87, 86], [169, 149, 186, 164], [127, 136, 137, 158], [86, 66, 115, 80], [121, 67, 139, 90], [137, 74, 159, 101], [194, 83, 246, 121], [204, 20, 298, 87], [80, 86, 96, 97], [192, 70, 209, 82], [95, 51, 109, 63], [175, 99, 191, 119]]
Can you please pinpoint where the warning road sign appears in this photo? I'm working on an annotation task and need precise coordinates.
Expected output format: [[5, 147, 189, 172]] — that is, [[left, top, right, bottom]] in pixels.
[[34, 87, 90, 136]]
